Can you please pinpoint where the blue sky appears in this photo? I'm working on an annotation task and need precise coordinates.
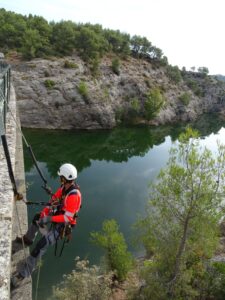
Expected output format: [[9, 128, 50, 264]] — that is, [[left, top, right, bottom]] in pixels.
[[1, 0, 225, 75]]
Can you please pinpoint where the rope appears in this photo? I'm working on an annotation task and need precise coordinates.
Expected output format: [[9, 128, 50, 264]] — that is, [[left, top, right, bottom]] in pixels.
[[14, 200, 32, 281], [1, 84, 43, 297], [0, 89, 32, 281], [0, 90, 29, 147], [1, 134, 20, 197], [35, 259, 42, 300], [3, 93, 53, 196]]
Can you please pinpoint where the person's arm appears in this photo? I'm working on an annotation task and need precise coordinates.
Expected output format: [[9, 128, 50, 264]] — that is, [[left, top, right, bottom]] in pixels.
[[40, 187, 62, 218], [51, 193, 81, 223]]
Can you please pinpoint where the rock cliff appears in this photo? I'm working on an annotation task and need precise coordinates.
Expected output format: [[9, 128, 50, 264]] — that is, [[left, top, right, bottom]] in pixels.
[[10, 54, 225, 129]]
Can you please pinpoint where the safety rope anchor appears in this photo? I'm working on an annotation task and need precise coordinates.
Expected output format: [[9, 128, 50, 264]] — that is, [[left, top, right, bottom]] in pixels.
[[14, 193, 23, 201]]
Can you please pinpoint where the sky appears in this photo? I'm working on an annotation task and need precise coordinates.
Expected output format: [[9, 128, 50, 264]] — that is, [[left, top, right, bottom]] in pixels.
[[1, 0, 225, 75]]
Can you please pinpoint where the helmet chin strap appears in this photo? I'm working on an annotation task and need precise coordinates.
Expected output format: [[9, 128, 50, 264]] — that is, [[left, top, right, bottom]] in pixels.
[[60, 176, 67, 185], [60, 176, 74, 186]]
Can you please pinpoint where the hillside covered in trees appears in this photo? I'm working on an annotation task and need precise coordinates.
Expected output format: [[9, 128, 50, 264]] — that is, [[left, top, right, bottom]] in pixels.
[[1, 8, 225, 130], [3, 8, 225, 300], [0, 8, 165, 63]]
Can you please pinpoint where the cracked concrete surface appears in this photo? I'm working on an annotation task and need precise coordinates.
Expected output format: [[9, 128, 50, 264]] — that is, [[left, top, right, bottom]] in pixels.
[[0, 85, 31, 300]]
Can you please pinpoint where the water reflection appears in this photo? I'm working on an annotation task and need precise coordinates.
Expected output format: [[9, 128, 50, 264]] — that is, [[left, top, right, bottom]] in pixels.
[[23, 114, 225, 177], [23, 113, 225, 300]]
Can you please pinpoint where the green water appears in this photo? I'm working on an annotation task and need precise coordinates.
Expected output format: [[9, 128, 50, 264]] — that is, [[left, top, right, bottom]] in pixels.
[[23, 114, 225, 299]]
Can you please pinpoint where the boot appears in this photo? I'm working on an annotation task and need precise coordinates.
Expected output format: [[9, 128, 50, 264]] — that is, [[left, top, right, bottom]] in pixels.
[[11, 273, 24, 289], [15, 235, 33, 246]]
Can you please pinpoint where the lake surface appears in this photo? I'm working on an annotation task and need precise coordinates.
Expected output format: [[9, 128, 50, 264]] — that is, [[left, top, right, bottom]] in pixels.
[[23, 114, 225, 299]]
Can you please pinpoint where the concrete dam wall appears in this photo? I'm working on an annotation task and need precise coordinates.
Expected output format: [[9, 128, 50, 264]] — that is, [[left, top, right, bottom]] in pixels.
[[0, 84, 31, 300]]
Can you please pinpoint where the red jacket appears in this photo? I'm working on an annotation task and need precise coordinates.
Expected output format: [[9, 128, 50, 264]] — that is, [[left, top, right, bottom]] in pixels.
[[40, 184, 82, 225]]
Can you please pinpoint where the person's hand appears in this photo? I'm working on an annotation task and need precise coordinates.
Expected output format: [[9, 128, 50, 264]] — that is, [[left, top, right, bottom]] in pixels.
[[38, 216, 52, 227]]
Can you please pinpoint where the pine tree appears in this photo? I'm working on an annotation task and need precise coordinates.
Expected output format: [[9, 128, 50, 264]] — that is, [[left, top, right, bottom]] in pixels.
[[137, 127, 225, 299]]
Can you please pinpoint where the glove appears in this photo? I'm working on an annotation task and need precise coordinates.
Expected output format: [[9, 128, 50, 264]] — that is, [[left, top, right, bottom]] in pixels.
[[32, 213, 41, 225], [38, 216, 52, 227]]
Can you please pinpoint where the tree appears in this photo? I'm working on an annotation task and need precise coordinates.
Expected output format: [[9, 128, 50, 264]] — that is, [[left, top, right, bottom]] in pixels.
[[130, 35, 151, 57], [26, 14, 52, 56], [21, 28, 42, 59], [0, 10, 27, 50], [91, 219, 133, 281], [51, 21, 76, 55], [144, 87, 165, 120], [166, 65, 182, 83], [104, 30, 130, 57], [111, 57, 120, 75], [198, 66, 209, 77], [148, 45, 163, 60], [75, 26, 108, 61], [136, 127, 225, 299]]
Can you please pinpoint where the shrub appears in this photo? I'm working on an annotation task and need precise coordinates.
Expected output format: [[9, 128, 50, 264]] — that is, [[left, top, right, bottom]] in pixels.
[[111, 58, 120, 75], [144, 87, 165, 120], [50, 258, 112, 300], [77, 81, 89, 101], [115, 107, 125, 123], [166, 65, 182, 83], [63, 60, 78, 69], [198, 66, 209, 77], [179, 92, 191, 105], [91, 219, 133, 281], [130, 97, 140, 112], [89, 57, 100, 77], [44, 79, 55, 89], [186, 79, 204, 97]]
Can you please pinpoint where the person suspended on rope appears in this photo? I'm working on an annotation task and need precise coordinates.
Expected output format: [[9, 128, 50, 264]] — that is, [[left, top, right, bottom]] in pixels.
[[12, 163, 82, 286]]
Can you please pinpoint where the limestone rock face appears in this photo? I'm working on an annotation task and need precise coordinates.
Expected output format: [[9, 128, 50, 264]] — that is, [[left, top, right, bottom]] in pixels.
[[11, 55, 225, 129]]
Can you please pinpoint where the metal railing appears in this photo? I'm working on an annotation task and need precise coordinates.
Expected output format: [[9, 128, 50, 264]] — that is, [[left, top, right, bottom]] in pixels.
[[0, 60, 11, 134]]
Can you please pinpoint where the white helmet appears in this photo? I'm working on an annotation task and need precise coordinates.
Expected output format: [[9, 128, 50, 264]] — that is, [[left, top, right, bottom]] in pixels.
[[57, 163, 77, 180]]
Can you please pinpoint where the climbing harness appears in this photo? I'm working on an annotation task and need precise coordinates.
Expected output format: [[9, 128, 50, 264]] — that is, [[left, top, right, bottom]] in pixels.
[[54, 223, 74, 257], [52, 187, 80, 257]]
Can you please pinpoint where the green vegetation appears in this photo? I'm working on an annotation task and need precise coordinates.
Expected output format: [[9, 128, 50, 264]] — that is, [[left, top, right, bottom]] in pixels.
[[77, 81, 89, 101], [144, 87, 165, 120], [63, 60, 78, 69], [50, 258, 112, 300], [131, 35, 150, 57], [44, 79, 55, 89], [130, 97, 140, 112], [111, 57, 120, 75], [89, 57, 100, 77], [186, 79, 204, 97], [166, 65, 182, 83], [91, 219, 133, 281], [0, 8, 164, 63], [122, 97, 141, 123], [179, 92, 191, 105], [198, 66, 209, 77], [136, 127, 225, 299]]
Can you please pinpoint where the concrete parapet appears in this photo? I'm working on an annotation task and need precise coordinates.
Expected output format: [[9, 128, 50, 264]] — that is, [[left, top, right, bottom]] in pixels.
[[0, 85, 31, 299]]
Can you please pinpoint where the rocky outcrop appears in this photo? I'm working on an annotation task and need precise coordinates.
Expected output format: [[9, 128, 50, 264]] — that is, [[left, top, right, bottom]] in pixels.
[[10, 55, 225, 130]]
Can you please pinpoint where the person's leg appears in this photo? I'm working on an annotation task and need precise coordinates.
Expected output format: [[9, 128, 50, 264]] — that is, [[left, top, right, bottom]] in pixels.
[[19, 227, 60, 278], [16, 213, 41, 245]]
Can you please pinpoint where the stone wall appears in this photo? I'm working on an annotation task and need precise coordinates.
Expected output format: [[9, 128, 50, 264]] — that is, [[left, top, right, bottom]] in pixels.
[[0, 85, 31, 300]]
